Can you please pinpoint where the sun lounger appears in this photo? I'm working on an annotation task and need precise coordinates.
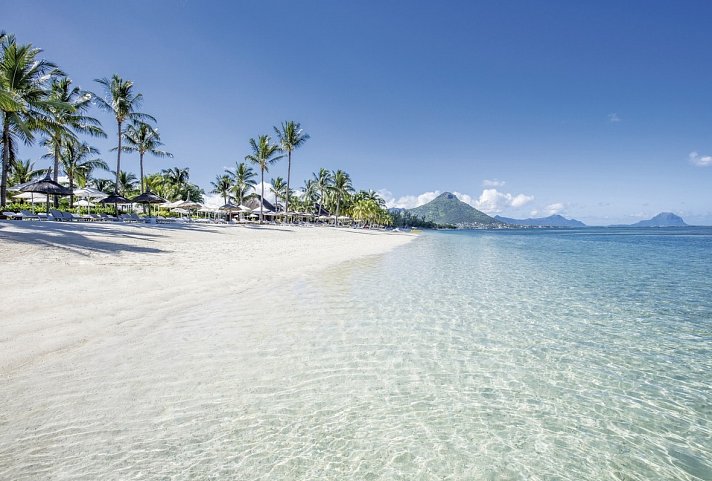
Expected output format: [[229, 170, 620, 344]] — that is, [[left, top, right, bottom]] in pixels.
[[129, 213, 143, 222], [3, 211, 23, 220], [20, 210, 40, 220]]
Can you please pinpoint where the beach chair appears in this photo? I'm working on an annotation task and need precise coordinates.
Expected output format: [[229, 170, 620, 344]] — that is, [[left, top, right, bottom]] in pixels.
[[129, 213, 143, 222], [20, 210, 40, 220], [49, 209, 65, 221], [2, 211, 23, 220]]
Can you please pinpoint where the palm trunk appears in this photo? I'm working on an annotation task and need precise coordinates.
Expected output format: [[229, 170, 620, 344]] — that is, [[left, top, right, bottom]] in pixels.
[[335, 199, 340, 226], [115, 120, 122, 193], [285, 150, 291, 221], [0, 115, 9, 208], [318, 188, 324, 217], [260, 168, 264, 224], [53, 140, 60, 207], [69, 172, 74, 208], [139, 151, 145, 192]]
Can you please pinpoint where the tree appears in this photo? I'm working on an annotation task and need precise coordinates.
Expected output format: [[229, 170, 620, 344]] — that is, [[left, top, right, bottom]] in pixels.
[[0, 33, 61, 207], [59, 140, 108, 206], [270, 176, 287, 211], [211, 174, 232, 205], [245, 135, 283, 223], [330, 169, 353, 225], [273, 121, 309, 218], [93, 75, 154, 195], [112, 170, 138, 197], [44, 77, 105, 198], [89, 177, 114, 194], [121, 121, 171, 192], [226, 161, 256, 205], [8, 158, 47, 185], [312, 168, 333, 217]]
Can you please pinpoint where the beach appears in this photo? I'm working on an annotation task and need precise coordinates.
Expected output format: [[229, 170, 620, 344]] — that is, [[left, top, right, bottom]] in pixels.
[[0, 221, 415, 374], [0, 226, 710, 480]]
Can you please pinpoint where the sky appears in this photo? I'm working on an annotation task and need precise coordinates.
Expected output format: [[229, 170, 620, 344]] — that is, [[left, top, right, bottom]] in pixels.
[[6, 0, 712, 224]]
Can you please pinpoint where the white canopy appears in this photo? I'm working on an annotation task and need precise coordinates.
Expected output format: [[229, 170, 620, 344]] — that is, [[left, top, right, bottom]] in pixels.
[[73, 187, 107, 199]]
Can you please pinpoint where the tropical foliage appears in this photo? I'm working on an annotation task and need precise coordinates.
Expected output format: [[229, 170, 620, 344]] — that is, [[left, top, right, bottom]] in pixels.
[[245, 135, 283, 223]]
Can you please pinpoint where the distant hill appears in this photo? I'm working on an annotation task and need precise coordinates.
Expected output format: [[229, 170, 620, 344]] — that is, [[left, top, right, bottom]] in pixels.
[[408, 192, 498, 226], [625, 212, 687, 227], [495, 214, 586, 227]]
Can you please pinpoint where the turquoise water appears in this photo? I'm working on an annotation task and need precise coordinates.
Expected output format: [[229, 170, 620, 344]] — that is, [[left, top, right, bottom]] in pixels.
[[1, 227, 710, 480], [290, 227, 712, 480]]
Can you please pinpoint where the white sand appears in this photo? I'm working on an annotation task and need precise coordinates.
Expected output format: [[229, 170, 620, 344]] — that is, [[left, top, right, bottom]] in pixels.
[[0, 220, 414, 374]]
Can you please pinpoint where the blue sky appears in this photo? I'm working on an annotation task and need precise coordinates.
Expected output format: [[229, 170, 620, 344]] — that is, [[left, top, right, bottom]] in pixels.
[[7, 0, 712, 224]]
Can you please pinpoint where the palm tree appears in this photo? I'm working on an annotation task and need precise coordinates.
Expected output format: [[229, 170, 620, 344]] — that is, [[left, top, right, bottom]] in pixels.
[[273, 121, 309, 217], [93, 74, 154, 195], [89, 177, 113, 194], [227, 161, 256, 205], [121, 121, 171, 192], [0, 33, 62, 207], [312, 168, 333, 217], [8, 158, 47, 185], [301, 178, 318, 213], [162, 166, 190, 194], [270, 176, 287, 211], [211, 174, 232, 205], [245, 135, 283, 223], [59, 140, 108, 206], [45, 77, 105, 188], [330, 169, 354, 225], [112, 170, 138, 197]]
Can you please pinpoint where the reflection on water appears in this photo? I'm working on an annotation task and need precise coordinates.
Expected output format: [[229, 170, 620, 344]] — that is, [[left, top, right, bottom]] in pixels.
[[1, 228, 711, 480]]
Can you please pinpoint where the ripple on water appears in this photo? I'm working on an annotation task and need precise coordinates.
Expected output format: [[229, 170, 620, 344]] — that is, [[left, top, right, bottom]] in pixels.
[[1, 228, 711, 480]]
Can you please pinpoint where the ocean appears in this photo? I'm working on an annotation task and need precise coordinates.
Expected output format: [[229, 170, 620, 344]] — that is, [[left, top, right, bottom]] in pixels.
[[2, 227, 710, 480]]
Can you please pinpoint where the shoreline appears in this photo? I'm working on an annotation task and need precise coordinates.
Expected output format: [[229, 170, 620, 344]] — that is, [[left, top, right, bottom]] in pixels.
[[0, 221, 415, 374]]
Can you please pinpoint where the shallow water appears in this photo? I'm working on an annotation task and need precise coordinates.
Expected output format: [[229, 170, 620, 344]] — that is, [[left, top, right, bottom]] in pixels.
[[1, 228, 711, 480]]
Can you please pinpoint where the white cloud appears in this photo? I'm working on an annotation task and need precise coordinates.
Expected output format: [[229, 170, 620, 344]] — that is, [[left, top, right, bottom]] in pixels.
[[203, 193, 225, 208], [511, 193, 535, 208], [482, 179, 506, 187], [608, 113, 621, 123], [689, 151, 712, 167], [473, 188, 535, 214], [544, 203, 565, 215], [381, 189, 442, 209], [382, 188, 535, 213]]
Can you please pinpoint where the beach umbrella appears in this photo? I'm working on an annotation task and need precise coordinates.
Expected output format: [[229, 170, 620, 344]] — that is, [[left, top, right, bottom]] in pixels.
[[73, 187, 107, 199], [20, 171, 73, 214], [174, 198, 202, 210], [98, 193, 131, 215], [75, 199, 95, 215], [219, 201, 242, 221], [131, 190, 166, 217]]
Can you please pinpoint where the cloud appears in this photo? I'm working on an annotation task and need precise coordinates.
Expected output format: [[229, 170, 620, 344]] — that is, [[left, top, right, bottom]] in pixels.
[[608, 113, 621, 123], [544, 203, 565, 215], [381, 188, 535, 213], [482, 179, 506, 187], [472, 189, 534, 214], [689, 151, 712, 167]]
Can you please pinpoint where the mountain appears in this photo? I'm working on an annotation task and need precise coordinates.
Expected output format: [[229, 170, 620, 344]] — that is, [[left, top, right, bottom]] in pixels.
[[408, 192, 498, 225], [627, 212, 687, 227], [494, 214, 586, 227]]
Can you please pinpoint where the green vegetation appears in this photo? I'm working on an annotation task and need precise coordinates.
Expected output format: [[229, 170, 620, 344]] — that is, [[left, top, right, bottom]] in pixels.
[[1, 31, 391, 224], [0, 31, 202, 208]]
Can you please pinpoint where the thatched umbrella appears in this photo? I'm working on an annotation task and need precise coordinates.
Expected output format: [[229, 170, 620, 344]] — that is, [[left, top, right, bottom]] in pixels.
[[98, 193, 131, 216], [19, 171, 73, 215], [131, 190, 166, 217]]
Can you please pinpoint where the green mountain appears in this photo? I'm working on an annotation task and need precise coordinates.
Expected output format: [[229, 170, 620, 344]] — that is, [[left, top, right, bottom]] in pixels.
[[408, 192, 498, 225]]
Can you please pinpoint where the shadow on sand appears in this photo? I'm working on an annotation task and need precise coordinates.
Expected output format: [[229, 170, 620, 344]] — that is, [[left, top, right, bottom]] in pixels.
[[0, 221, 174, 256]]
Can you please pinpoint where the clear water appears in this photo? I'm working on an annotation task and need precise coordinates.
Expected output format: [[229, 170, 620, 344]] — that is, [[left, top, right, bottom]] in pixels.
[[1, 228, 711, 480]]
